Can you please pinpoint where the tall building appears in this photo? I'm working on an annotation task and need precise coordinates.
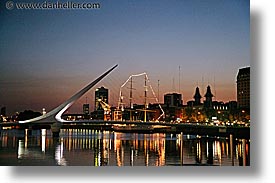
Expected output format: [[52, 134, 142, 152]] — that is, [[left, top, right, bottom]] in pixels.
[[95, 86, 108, 111], [237, 67, 250, 109], [204, 85, 214, 109], [93, 86, 108, 120], [164, 93, 183, 107]]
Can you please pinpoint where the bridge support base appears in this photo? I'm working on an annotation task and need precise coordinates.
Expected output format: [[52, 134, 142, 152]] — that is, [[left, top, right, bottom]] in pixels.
[[52, 132, 60, 138], [28, 126, 33, 136], [51, 122, 62, 138]]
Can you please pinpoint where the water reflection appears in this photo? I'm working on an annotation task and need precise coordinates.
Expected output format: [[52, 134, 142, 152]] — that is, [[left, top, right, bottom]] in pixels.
[[41, 129, 46, 153], [0, 129, 250, 166], [55, 138, 67, 166]]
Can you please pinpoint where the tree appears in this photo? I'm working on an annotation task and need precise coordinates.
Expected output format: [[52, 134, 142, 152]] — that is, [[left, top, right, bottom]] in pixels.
[[17, 110, 42, 121]]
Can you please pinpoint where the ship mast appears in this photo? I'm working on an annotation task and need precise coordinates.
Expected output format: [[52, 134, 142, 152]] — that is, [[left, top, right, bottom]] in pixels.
[[144, 75, 147, 122], [118, 72, 165, 122], [158, 79, 160, 102], [129, 77, 133, 121], [179, 65, 181, 93]]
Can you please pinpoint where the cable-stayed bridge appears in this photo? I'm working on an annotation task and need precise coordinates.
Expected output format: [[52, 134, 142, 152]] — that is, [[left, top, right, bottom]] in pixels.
[[1, 64, 249, 139], [16, 64, 118, 135]]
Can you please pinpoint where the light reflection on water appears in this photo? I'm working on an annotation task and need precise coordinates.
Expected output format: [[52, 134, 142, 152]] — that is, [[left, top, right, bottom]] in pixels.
[[0, 129, 250, 166]]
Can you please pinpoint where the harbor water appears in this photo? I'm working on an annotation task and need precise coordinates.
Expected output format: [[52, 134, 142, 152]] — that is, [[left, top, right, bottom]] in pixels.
[[0, 129, 250, 166]]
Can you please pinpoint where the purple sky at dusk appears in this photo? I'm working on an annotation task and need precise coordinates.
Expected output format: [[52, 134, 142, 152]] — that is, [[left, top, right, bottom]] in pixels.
[[0, 0, 250, 115]]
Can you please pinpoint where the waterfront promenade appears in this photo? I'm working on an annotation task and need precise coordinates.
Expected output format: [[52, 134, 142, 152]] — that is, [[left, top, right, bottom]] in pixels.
[[1, 120, 250, 139]]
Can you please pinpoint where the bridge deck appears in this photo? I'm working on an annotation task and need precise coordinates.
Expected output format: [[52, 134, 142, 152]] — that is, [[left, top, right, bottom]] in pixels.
[[1, 120, 250, 139]]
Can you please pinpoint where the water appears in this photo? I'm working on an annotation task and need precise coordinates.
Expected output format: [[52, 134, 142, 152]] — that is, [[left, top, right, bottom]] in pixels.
[[0, 129, 250, 166]]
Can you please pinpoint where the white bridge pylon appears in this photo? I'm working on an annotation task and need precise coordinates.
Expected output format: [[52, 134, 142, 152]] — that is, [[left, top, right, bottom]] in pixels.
[[118, 72, 165, 121], [19, 64, 118, 124]]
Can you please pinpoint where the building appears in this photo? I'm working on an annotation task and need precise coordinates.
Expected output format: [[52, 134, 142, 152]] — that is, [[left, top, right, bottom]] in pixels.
[[83, 104, 90, 119], [226, 101, 238, 112], [83, 104, 90, 115], [237, 67, 250, 109], [95, 86, 109, 111], [1, 107, 6, 116], [212, 101, 227, 111], [193, 87, 202, 105], [186, 86, 203, 108], [163, 93, 183, 122], [62, 114, 85, 121], [164, 93, 183, 107], [93, 86, 109, 120], [204, 85, 214, 109]]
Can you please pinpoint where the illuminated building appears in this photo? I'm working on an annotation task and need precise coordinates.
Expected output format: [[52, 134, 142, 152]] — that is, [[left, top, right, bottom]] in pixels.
[[95, 87, 108, 110], [237, 67, 250, 109], [212, 101, 227, 111], [94, 86, 109, 120]]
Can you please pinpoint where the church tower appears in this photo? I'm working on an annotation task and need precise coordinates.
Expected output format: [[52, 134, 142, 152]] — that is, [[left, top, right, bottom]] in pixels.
[[193, 87, 202, 105], [204, 85, 214, 108]]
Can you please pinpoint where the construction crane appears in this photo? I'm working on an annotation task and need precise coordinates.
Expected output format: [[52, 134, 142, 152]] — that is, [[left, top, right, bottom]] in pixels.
[[97, 99, 111, 121]]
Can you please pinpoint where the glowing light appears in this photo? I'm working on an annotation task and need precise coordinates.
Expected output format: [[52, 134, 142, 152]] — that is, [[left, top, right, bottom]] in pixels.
[[41, 129, 46, 153], [17, 140, 24, 159], [24, 129, 28, 148], [55, 138, 67, 166], [42, 108, 46, 115]]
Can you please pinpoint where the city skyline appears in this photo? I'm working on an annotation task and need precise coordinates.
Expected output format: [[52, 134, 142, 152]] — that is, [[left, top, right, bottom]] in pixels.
[[0, 0, 250, 115]]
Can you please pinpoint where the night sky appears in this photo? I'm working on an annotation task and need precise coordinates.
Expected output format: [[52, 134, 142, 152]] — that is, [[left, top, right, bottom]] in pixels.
[[0, 0, 250, 115]]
